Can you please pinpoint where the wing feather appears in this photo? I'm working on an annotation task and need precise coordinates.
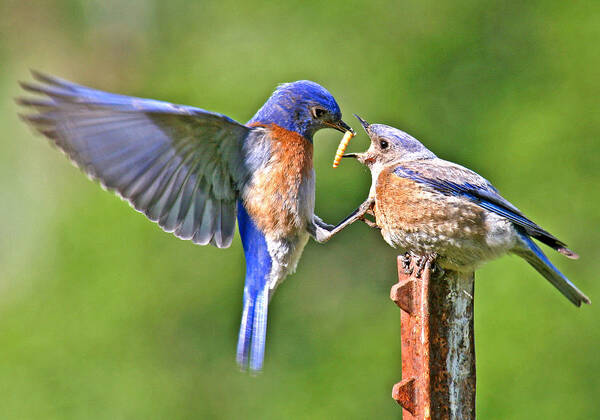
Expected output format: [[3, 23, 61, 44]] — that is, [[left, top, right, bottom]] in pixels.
[[18, 71, 251, 248], [394, 159, 577, 257]]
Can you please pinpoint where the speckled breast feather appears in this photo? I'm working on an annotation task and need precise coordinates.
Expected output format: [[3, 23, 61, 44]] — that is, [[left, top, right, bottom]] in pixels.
[[375, 166, 494, 267]]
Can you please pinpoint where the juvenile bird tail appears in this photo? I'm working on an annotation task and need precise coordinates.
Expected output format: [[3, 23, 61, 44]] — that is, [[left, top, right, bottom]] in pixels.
[[514, 232, 590, 306]]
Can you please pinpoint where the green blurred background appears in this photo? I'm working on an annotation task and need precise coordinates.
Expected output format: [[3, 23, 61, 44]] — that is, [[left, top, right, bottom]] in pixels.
[[1, 1, 599, 418]]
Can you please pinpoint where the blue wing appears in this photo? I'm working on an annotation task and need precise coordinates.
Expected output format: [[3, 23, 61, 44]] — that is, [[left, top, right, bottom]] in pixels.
[[394, 160, 577, 258], [18, 71, 252, 248]]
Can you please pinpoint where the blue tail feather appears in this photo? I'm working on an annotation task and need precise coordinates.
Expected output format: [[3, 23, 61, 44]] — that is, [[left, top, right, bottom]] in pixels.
[[236, 202, 272, 371], [236, 289, 255, 367], [250, 287, 269, 371], [515, 232, 590, 306]]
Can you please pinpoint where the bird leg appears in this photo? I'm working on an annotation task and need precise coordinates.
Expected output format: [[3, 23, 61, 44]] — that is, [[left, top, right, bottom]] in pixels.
[[310, 197, 375, 243], [358, 207, 380, 229]]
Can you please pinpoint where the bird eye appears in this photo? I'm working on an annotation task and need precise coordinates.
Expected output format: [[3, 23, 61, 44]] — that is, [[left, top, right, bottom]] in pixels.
[[380, 140, 389, 149], [311, 107, 327, 119]]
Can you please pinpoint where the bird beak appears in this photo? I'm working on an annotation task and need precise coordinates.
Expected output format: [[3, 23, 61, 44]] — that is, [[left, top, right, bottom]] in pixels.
[[342, 152, 371, 165], [326, 119, 355, 134], [354, 114, 370, 132], [342, 151, 375, 166]]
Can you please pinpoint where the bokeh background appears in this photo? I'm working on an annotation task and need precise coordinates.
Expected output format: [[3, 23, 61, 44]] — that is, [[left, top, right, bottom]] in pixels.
[[1, 1, 599, 418]]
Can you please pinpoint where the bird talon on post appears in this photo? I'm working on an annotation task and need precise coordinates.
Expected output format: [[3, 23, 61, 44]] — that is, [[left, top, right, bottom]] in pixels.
[[402, 252, 413, 274], [426, 253, 438, 273], [414, 257, 424, 278]]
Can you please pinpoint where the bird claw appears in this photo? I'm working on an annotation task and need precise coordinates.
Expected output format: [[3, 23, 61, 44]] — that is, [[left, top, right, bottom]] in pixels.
[[414, 256, 426, 278], [359, 215, 380, 230], [402, 252, 413, 274], [414, 253, 438, 278]]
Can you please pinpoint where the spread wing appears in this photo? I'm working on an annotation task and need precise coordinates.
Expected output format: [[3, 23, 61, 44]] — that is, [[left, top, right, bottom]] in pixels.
[[394, 159, 577, 257], [18, 71, 252, 248]]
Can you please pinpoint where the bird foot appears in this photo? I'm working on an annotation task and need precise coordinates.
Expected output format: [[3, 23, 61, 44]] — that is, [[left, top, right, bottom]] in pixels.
[[359, 216, 380, 229], [414, 253, 438, 278], [402, 252, 413, 274]]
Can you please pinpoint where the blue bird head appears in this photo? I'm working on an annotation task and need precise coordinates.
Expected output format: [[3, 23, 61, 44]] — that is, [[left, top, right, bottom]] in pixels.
[[343, 115, 436, 168], [250, 80, 353, 140]]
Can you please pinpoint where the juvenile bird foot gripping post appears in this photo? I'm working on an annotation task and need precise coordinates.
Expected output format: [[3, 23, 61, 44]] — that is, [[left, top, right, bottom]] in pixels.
[[391, 254, 476, 420]]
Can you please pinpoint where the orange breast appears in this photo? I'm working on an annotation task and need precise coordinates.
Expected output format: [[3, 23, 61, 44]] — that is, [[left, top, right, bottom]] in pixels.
[[242, 123, 314, 238]]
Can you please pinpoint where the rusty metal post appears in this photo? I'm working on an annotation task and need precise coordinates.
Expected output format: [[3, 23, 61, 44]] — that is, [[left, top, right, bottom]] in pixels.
[[390, 255, 476, 419]]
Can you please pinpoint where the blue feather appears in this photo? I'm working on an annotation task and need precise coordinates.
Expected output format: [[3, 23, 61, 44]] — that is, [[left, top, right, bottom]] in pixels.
[[394, 166, 570, 253], [515, 231, 590, 306], [18, 71, 251, 248], [397, 162, 588, 305], [21, 71, 240, 122], [236, 202, 272, 371], [249, 80, 342, 140]]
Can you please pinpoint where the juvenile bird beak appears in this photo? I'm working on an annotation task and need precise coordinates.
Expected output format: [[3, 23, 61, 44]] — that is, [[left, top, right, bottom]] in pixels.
[[327, 119, 355, 134], [342, 152, 369, 164], [354, 114, 370, 132], [342, 151, 374, 166]]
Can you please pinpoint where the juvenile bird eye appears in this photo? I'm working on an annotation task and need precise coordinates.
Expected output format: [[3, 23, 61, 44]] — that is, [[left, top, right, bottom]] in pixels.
[[311, 107, 327, 119], [380, 140, 389, 149]]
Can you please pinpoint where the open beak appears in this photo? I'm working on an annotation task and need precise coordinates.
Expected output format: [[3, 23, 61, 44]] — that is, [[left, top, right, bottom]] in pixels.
[[326, 119, 355, 134], [354, 114, 370, 132], [343, 151, 373, 166], [341, 115, 373, 165], [342, 152, 369, 165]]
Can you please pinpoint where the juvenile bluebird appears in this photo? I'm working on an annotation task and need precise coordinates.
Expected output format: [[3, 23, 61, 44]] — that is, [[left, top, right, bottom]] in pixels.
[[17, 71, 354, 371], [336, 116, 590, 306]]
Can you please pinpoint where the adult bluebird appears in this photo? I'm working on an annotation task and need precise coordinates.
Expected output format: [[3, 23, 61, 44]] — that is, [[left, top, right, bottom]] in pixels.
[[17, 71, 354, 371], [336, 116, 590, 306]]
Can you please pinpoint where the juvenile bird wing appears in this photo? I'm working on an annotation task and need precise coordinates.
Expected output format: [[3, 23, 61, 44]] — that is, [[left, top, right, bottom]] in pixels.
[[393, 159, 577, 258], [18, 71, 252, 248]]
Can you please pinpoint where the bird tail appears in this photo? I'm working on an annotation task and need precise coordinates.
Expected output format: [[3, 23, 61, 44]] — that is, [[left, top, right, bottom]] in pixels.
[[236, 285, 269, 372], [514, 232, 590, 306], [236, 202, 272, 372]]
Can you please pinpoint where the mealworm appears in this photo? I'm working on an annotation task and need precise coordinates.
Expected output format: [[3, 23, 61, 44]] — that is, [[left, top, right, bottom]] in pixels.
[[332, 131, 354, 168]]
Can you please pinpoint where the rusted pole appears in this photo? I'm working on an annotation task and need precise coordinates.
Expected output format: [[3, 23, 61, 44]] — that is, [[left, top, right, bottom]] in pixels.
[[390, 255, 476, 419]]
